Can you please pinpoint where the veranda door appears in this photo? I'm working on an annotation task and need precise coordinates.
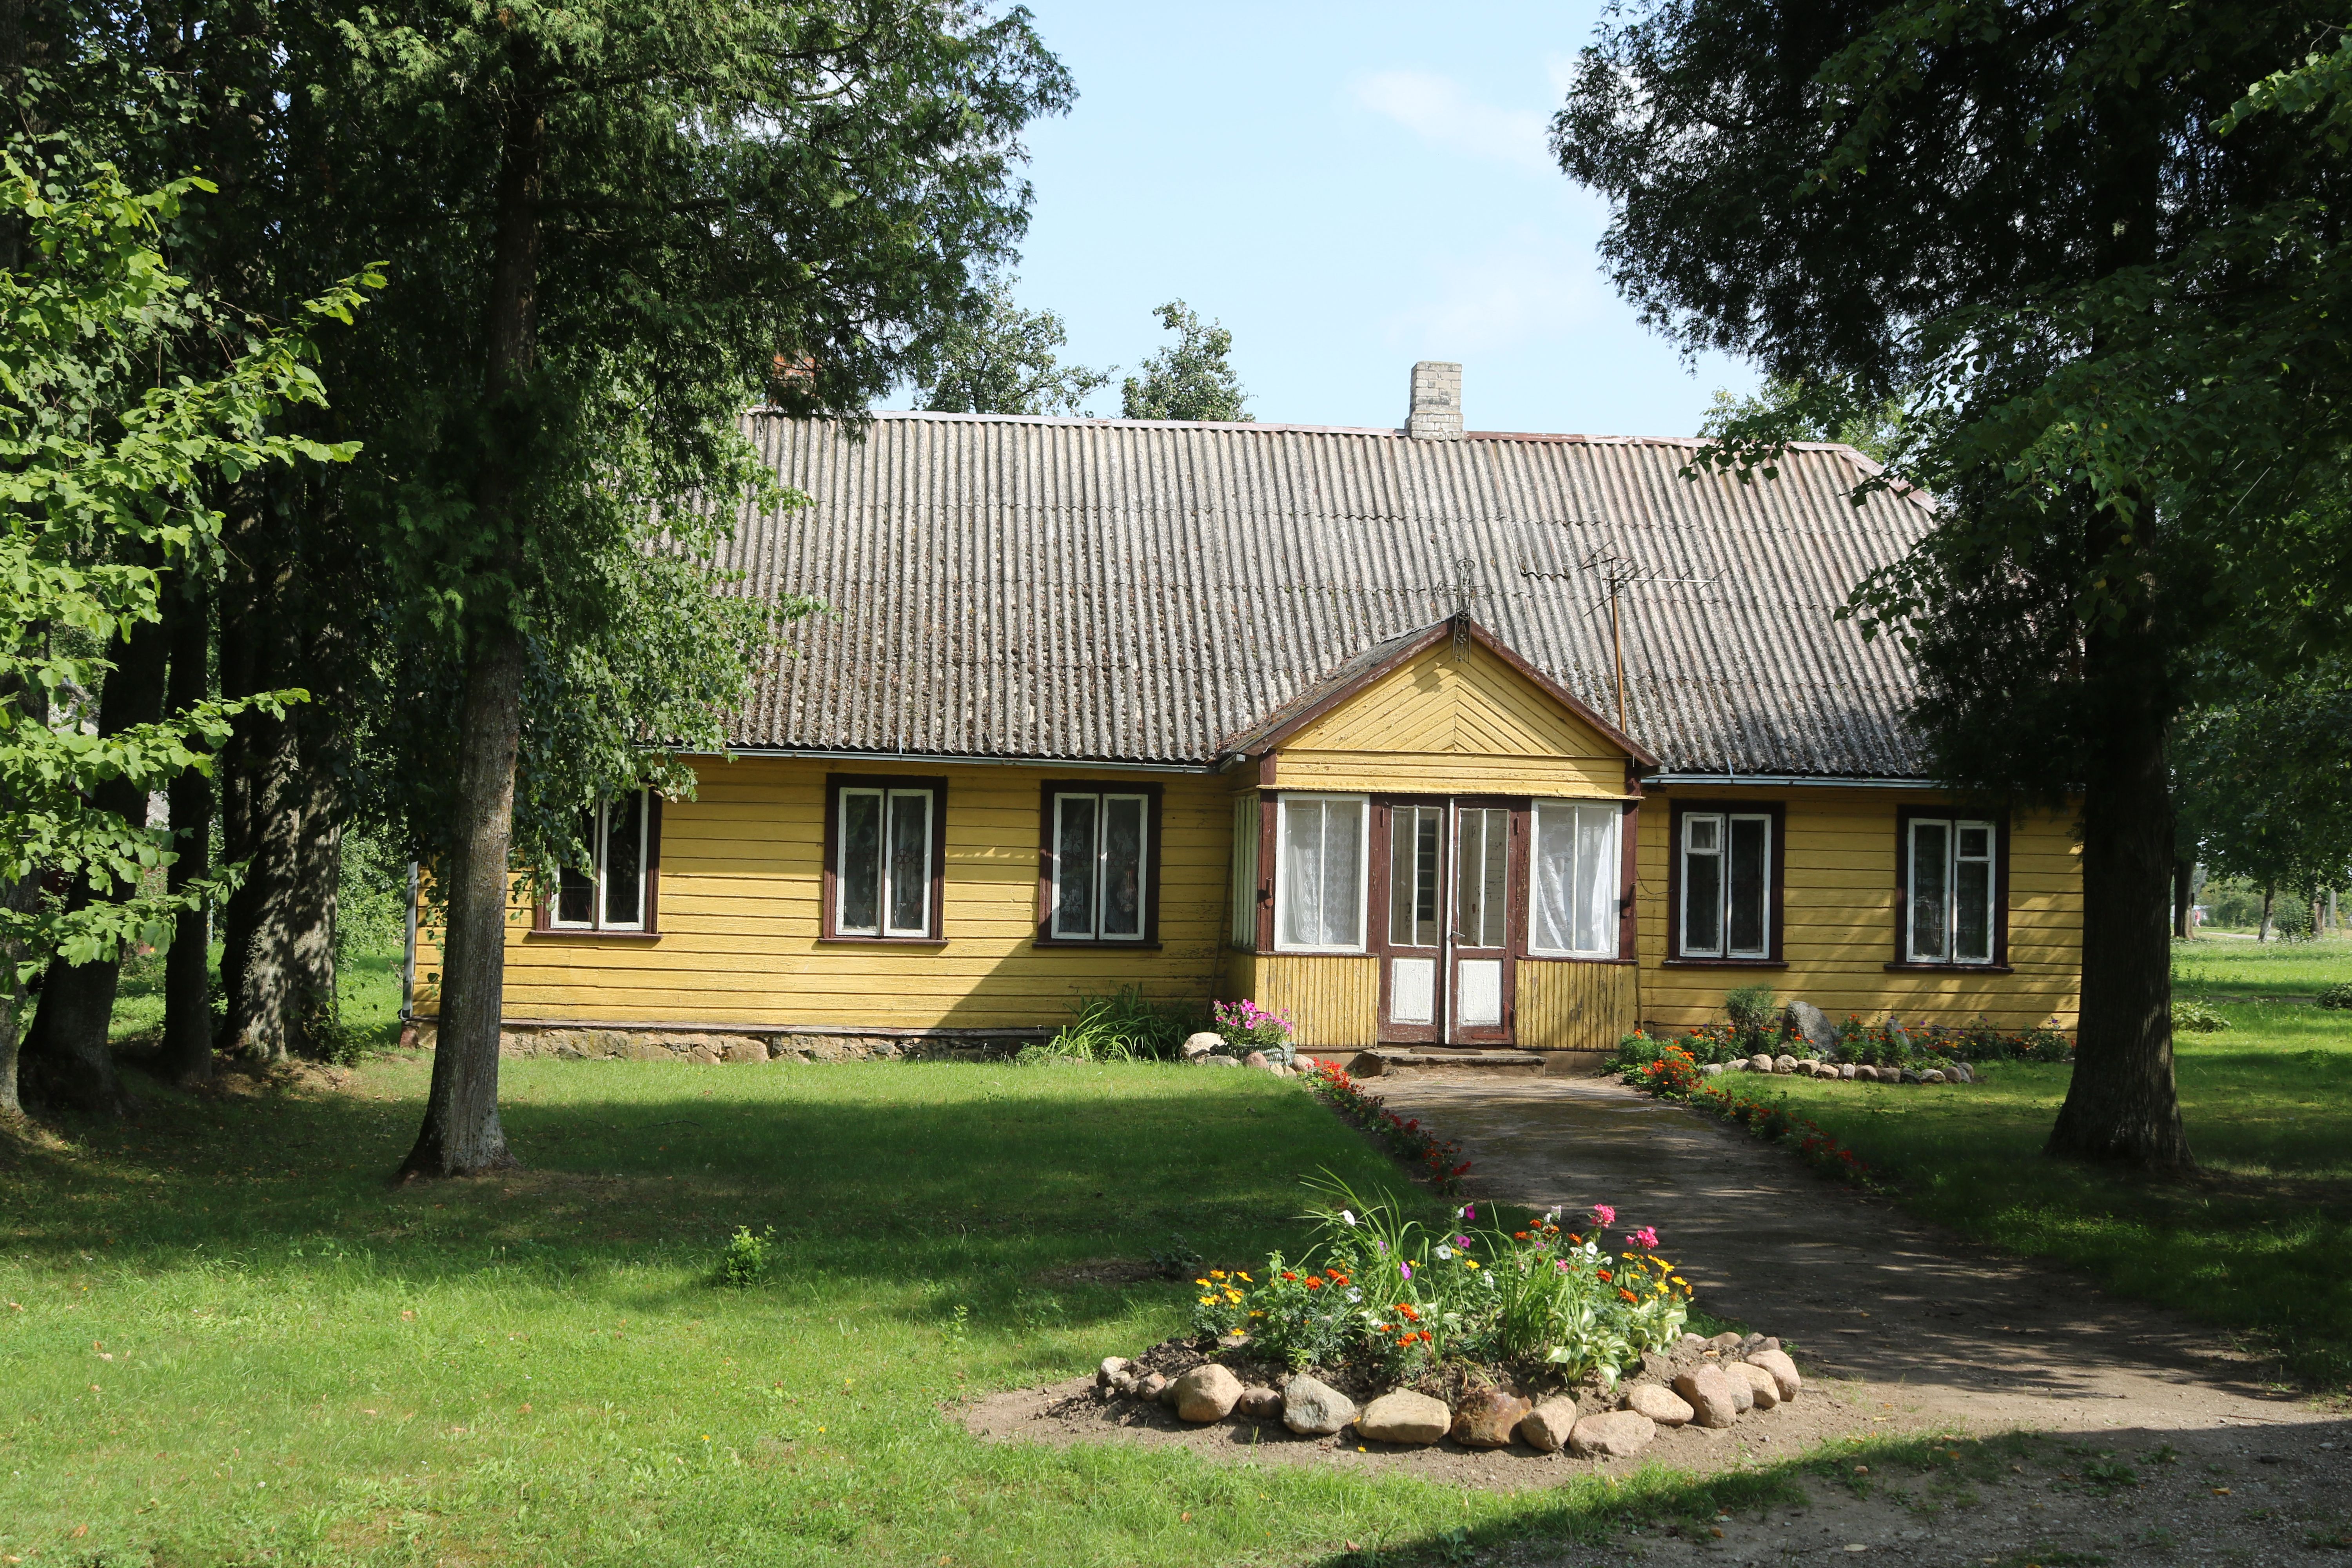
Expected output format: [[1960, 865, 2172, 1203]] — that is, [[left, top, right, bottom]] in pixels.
[[1374, 798, 1520, 1046]]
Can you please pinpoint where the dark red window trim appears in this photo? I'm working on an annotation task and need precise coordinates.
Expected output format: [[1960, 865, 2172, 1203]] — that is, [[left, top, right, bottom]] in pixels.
[[1663, 797, 1786, 965], [821, 774, 949, 942], [1891, 806, 2011, 970], [530, 792, 662, 938], [1033, 779, 1165, 946]]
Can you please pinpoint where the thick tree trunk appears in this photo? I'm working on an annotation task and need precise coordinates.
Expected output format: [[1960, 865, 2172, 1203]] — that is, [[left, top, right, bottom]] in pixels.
[[281, 750, 341, 1059], [400, 85, 544, 1179], [2171, 857, 2194, 940], [22, 609, 172, 1113], [162, 571, 216, 1085]]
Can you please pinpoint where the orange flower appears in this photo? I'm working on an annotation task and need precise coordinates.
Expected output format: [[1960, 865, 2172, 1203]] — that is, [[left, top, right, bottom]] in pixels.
[[1618, 1288, 1638, 1303], [1513, 1231, 1530, 1241], [1396, 1303, 1420, 1321], [1597, 1269, 1613, 1282], [1305, 1278, 1322, 1290]]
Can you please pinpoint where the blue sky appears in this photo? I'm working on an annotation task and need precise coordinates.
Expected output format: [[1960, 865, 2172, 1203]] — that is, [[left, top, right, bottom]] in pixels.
[[898, 2, 1759, 436]]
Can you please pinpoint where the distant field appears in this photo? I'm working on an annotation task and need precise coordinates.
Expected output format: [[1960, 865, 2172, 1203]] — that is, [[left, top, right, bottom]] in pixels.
[[2172, 935, 2352, 998]]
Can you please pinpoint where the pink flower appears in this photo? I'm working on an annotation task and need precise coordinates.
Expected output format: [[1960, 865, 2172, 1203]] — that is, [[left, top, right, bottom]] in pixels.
[[1631, 1227, 1659, 1250], [1590, 1203, 1616, 1228], [1400, 1261, 1412, 1280]]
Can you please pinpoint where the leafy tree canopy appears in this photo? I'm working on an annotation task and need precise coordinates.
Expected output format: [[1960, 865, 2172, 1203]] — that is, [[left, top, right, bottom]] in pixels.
[[1120, 299, 1250, 422], [918, 277, 1109, 416], [1697, 376, 1904, 464], [2174, 660, 2352, 905]]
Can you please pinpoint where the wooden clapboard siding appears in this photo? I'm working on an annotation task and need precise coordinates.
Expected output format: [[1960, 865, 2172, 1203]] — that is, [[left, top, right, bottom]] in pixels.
[[1245, 954, 1380, 1049], [1517, 961, 1639, 1049], [413, 755, 1242, 1030], [1274, 641, 1628, 798], [1634, 786, 2082, 1033]]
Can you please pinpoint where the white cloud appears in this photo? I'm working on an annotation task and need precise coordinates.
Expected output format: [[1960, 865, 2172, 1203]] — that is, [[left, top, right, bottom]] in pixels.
[[1350, 69, 1555, 173], [1381, 232, 1604, 353]]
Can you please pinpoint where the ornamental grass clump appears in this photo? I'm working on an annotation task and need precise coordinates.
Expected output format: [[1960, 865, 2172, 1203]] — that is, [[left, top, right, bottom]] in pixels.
[[1191, 1177, 1690, 1387]]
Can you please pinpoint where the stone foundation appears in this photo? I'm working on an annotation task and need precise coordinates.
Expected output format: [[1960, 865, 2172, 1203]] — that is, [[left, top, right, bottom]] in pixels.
[[405, 1024, 1041, 1064]]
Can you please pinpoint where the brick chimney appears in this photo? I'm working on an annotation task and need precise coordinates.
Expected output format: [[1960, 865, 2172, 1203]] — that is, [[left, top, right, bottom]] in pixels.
[[1406, 361, 1463, 440]]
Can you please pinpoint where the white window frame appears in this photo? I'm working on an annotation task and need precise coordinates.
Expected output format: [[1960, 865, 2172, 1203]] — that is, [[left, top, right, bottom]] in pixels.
[[1907, 817, 1998, 964], [1049, 789, 1151, 942], [834, 785, 937, 939], [1678, 809, 1772, 959], [1272, 793, 1370, 954], [1528, 800, 1623, 959], [550, 790, 651, 933]]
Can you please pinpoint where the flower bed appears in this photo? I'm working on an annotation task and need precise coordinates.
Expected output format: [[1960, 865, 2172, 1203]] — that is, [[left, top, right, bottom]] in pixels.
[[1618, 1044, 1876, 1187], [1304, 1060, 1471, 1195]]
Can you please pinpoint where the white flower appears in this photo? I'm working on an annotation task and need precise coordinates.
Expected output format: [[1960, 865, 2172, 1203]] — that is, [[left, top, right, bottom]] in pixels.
[[1435, 1245, 1454, 1261], [1340, 1209, 1357, 1227], [1479, 1273, 1495, 1289], [1346, 1289, 1362, 1303]]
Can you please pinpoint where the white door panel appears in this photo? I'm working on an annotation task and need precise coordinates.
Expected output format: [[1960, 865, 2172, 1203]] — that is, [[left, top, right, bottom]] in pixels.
[[1455, 960, 1503, 1028], [1390, 957, 1436, 1025]]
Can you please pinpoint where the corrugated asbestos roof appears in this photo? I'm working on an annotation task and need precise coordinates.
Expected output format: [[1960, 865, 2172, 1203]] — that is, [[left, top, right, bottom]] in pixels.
[[708, 411, 1933, 777]]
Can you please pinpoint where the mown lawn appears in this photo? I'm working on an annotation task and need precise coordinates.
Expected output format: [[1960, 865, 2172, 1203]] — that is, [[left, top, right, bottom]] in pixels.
[[1742, 985, 2352, 1391], [1, 1055, 1795, 1568], [2171, 934, 2352, 1000]]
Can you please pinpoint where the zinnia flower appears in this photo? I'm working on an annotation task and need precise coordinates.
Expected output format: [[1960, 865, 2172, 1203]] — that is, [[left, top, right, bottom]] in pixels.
[[1590, 1204, 1616, 1228]]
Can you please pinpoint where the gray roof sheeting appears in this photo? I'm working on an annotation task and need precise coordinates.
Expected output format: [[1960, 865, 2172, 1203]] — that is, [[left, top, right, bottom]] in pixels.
[[712, 411, 1932, 777]]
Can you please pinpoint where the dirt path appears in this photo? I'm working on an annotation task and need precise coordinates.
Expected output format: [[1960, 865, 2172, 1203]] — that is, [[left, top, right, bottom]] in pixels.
[[967, 1076, 2351, 1564]]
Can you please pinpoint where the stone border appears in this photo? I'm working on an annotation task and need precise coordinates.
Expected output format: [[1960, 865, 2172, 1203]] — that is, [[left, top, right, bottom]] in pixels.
[[403, 1022, 1042, 1064]]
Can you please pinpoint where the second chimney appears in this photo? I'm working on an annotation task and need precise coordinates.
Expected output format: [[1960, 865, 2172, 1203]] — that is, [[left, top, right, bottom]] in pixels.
[[1406, 361, 1464, 440]]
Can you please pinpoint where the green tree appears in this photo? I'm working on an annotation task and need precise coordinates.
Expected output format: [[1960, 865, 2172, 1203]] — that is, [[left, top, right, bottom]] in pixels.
[[919, 278, 1108, 416], [1557, 3, 2352, 1169], [1697, 377, 1903, 464], [1120, 299, 1250, 422], [291, 0, 1069, 1177], [2173, 664, 2352, 943], [0, 162, 362, 1119]]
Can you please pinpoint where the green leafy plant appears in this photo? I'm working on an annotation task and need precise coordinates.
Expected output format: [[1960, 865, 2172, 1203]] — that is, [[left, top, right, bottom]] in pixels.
[[712, 1225, 776, 1288], [1723, 983, 1778, 1047], [1212, 997, 1294, 1059], [2318, 982, 2352, 1011], [1026, 984, 1198, 1063], [2170, 997, 2230, 1034]]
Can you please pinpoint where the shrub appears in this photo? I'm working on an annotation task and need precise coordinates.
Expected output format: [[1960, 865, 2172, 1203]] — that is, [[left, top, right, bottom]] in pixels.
[[1723, 982, 1778, 1045], [1030, 984, 1198, 1063], [1211, 997, 1294, 1059], [712, 1225, 776, 1287], [2171, 997, 2231, 1033], [2318, 982, 2352, 1011]]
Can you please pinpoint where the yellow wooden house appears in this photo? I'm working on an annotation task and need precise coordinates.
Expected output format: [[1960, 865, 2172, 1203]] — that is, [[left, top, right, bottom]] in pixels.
[[417, 364, 2080, 1061]]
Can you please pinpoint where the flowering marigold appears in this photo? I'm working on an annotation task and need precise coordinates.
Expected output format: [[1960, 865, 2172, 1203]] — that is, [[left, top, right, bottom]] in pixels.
[[1304, 1278, 1322, 1290], [1618, 1288, 1639, 1303], [1238, 1272, 1253, 1283], [1596, 1269, 1613, 1282], [1463, 1259, 1480, 1270], [1281, 1271, 1296, 1281], [1513, 1231, 1530, 1241], [1395, 1303, 1420, 1321]]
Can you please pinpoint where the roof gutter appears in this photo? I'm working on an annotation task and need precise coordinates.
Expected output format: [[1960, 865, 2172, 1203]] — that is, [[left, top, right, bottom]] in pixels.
[[676, 747, 1218, 775], [1646, 773, 1938, 790]]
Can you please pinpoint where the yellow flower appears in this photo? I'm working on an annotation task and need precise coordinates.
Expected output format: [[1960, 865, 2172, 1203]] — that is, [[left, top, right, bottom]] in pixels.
[[1210, 1270, 1228, 1280], [1194, 1278, 1210, 1287], [1463, 1259, 1479, 1270], [1198, 1296, 1216, 1306], [1238, 1272, 1253, 1283], [1249, 1310, 1265, 1319], [1225, 1290, 1243, 1303]]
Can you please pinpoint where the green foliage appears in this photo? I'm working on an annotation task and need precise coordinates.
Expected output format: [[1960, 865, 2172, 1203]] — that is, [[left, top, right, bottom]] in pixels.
[[2170, 998, 2230, 1034], [711, 1224, 776, 1287], [1698, 377, 1904, 463], [918, 277, 1109, 416], [1722, 982, 1777, 1039], [2318, 982, 2352, 1010], [1022, 984, 1199, 1064], [2174, 662, 2352, 915], [1119, 300, 1251, 422]]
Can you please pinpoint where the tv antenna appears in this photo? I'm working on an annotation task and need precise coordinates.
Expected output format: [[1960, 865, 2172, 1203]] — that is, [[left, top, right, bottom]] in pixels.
[[1523, 549, 1717, 734]]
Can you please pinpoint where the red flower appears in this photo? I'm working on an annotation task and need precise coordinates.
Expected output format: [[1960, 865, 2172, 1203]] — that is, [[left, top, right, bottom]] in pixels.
[[1304, 1277, 1322, 1290]]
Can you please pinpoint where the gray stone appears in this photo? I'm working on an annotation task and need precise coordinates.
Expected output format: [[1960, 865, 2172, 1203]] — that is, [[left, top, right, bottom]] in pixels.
[[1748, 1348, 1802, 1401], [1450, 1388, 1531, 1449], [1853, 1064, 1879, 1082], [1280, 1376, 1356, 1436], [1838, 1063, 1858, 1080], [1235, 1386, 1283, 1422], [1707, 1331, 1745, 1352], [1131, 1371, 1167, 1403], [1197, 1055, 1240, 1069], [1624, 1383, 1695, 1426], [1748, 1054, 1775, 1075], [1920, 1068, 1946, 1083], [1948, 1060, 1975, 1083], [1899, 1067, 1922, 1084], [1173, 1364, 1243, 1423], [1356, 1390, 1452, 1445], [1733, 1362, 1780, 1409], [1784, 999, 1839, 1057], [1517, 1397, 1579, 1453], [1179, 1031, 1221, 1060], [1673, 1365, 1741, 1428], [1096, 1356, 1132, 1390], [1725, 1366, 1755, 1413], [720, 1038, 769, 1064], [1773, 1053, 1799, 1074], [1569, 1410, 1658, 1458], [1700, 1062, 1725, 1076], [1243, 1050, 1270, 1071]]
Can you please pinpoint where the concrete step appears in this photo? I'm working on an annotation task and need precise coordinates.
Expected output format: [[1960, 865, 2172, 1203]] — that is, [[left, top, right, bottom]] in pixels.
[[1348, 1047, 1549, 1079]]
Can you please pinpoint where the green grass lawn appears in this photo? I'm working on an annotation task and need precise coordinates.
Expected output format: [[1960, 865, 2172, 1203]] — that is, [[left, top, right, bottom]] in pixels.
[[1, 1056, 1797, 1568], [2171, 934, 2352, 999], [109, 946, 410, 1046], [1740, 986, 2352, 1392]]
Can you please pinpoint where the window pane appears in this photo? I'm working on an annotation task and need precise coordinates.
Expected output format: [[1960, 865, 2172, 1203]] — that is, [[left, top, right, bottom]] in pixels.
[[1955, 848, 1993, 963], [1957, 824, 1992, 860], [556, 808, 597, 925], [886, 791, 931, 936], [1455, 808, 1507, 949], [839, 790, 881, 935], [1230, 796, 1258, 947], [603, 794, 644, 927], [1532, 806, 1571, 954], [1321, 799, 1363, 947], [1575, 804, 1616, 956], [1728, 816, 1768, 955], [1911, 820, 1949, 960], [1101, 796, 1145, 938], [1389, 809, 1419, 948], [1054, 794, 1098, 937], [1682, 815, 1722, 955], [1280, 800, 1325, 947]]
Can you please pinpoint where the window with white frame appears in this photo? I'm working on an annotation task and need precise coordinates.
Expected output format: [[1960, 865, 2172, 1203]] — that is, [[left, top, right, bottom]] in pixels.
[[1049, 789, 1150, 940], [552, 791, 653, 931], [1274, 794, 1367, 951], [834, 784, 937, 938], [1530, 801, 1622, 958], [1907, 817, 1997, 964], [1679, 810, 1771, 958]]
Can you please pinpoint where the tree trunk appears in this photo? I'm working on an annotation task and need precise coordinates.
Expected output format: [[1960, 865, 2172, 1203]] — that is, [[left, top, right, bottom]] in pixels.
[[2258, 887, 2274, 943], [162, 570, 216, 1085], [2171, 857, 2194, 940], [21, 608, 172, 1113], [281, 747, 341, 1059], [400, 84, 545, 1180]]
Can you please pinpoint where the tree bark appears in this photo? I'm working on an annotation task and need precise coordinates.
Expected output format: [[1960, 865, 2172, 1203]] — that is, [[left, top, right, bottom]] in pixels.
[[2258, 887, 2274, 943], [162, 570, 216, 1085], [21, 608, 172, 1113], [400, 84, 545, 1179], [2171, 857, 2195, 940]]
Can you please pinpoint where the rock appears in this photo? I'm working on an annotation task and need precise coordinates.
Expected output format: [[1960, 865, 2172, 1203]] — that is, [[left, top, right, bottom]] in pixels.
[[1678, 1333, 1707, 1350], [1356, 1390, 1452, 1445], [1947, 1060, 1975, 1083], [1243, 1050, 1270, 1071], [1450, 1388, 1532, 1449], [1773, 1053, 1798, 1074], [1096, 1356, 1132, 1390], [720, 1038, 768, 1064], [1197, 1055, 1240, 1069], [1784, 999, 1839, 1056], [1921, 1068, 1946, 1083], [1733, 1362, 1780, 1409], [1235, 1386, 1283, 1422], [1707, 1331, 1745, 1352], [1838, 1063, 1858, 1080], [1517, 1397, 1579, 1453], [688, 1044, 722, 1065], [1748, 1348, 1802, 1401], [1725, 1366, 1755, 1413], [1179, 1031, 1221, 1060], [1569, 1410, 1658, 1459], [1899, 1067, 1922, 1084], [1172, 1365, 1243, 1423], [1700, 1062, 1724, 1076], [1853, 1064, 1879, 1082], [1127, 1370, 1167, 1402], [1280, 1376, 1356, 1436], [1294, 1054, 1319, 1072], [1749, 1054, 1775, 1075], [1624, 1383, 1695, 1426], [1673, 1365, 1742, 1428]]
